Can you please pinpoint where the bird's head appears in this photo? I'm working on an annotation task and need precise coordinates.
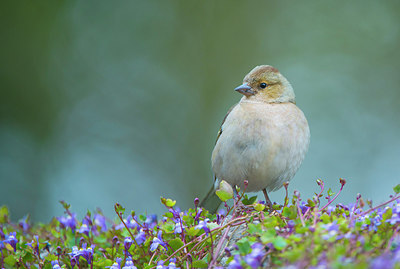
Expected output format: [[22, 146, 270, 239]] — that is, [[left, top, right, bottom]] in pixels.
[[235, 65, 295, 103]]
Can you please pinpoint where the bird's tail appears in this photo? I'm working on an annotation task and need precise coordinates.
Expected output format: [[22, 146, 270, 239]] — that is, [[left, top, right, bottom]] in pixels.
[[199, 185, 222, 214]]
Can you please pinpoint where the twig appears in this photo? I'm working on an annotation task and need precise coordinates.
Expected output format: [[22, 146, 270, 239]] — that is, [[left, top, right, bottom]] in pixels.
[[355, 194, 400, 218], [114, 205, 145, 256], [319, 178, 346, 212], [296, 200, 306, 227], [148, 250, 157, 265]]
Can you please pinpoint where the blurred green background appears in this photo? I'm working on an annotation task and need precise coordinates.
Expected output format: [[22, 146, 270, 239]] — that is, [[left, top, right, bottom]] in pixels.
[[1, 1, 400, 221]]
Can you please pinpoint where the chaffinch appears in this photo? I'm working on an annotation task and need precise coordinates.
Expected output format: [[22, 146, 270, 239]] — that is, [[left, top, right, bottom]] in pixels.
[[200, 65, 310, 212]]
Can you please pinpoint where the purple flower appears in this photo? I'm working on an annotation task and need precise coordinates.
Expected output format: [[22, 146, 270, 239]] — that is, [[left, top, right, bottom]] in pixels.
[[337, 203, 349, 211], [287, 220, 296, 232], [216, 209, 226, 225], [18, 215, 30, 233], [83, 214, 93, 226], [122, 257, 137, 269], [78, 222, 90, 237], [169, 208, 181, 220], [393, 203, 400, 214], [135, 229, 146, 245], [322, 222, 339, 232], [299, 202, 310, 214], [107, 258, 122, 269], [194, 208, 203, 222], [3, 232, 18, 252], [394, 244, 400, 262], [321, 221, 339, 240], [156, 260, 165, 269], [174, 222, 183, 234], [69, 246, 79, 267], [70, 246, 79, 255], [115, 215, 140, 230], [51, 261, 62, 269], [26, 235, 40, 256], [195, 219, 210, 235], [80, 244, 94, 264], [94, 214, 107, 232], [150, 231, 168, 252], [243, 243, 265, 268], [386, 213, 400, 225], [57, 213, 77, 232], [108, 262, 121, 269], [69, 244, 95, 266], [124, 237, 133, 254], [217, 208, 226, 216], [145, 214, 157, 229], [370, 254, 394, 269], [167, 258, 180, 269], [227, 255, 243, 269]]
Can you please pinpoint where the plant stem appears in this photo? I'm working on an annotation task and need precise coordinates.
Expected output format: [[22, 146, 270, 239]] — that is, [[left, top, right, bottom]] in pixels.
[[296, 200, 306, 227], [319, 181, 345, 212], [114, 206, 145, 256], [356, 194, 400, 217]]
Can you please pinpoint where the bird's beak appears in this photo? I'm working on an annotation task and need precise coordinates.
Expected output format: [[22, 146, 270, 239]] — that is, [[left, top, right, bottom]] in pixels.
[[234, 83, 255, 96]]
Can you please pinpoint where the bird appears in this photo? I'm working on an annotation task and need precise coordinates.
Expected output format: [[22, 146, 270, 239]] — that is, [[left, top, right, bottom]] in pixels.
[[200, 65, 310, 213]]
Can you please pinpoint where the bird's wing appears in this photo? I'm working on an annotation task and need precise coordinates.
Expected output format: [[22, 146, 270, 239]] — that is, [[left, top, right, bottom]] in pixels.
[[202, 103, 238, 212], [215, 103, 237, 144]]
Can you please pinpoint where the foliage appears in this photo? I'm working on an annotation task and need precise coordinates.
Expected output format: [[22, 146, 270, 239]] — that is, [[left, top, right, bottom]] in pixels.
[[1, 181, 400, 268]]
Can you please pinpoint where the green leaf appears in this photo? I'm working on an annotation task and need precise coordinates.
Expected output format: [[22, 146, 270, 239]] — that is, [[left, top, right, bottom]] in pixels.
[[327, 188, 335, 197], [261, 230, 276, 244], [382, 208, 392, 221], [4, 255, 17, 266], [21, 251, 34, 263], [393, 184, 400, 194], [237, 238, 251, 254], [254, 203, 266, 212], [59, 200, 70, 211], [162, 222, 175, 234], [44, 253, 57, 262], [296, 226, 308, 234], [272, 236, 288, 250], [161, 197, 176, 207], [215, 180, 234, 202], [4, 242, 14, 251], [164, 212, 174, 218], [282, 206, 297, 219], [272, 204, 282, 210], [114, 203, 125, 216], [169, 238, 184, 251], [320, 214, 331, 224], [207, 222, 219, 230], [192, 260, 208, 268], [281, 248, 302, 262], [242, 195, 257, 205], [247, 223, 262, 235], [0, 205, 9, 223], [186, 227, 200, 236], [94, 259, 113, 267], [182, 215, 194, 226], [216, 189, 233, 202], [94, 235, 107, 244], [306, 199, 315, 207]]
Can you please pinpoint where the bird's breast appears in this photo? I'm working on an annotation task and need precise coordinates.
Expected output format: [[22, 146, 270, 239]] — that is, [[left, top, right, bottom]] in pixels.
[[211, 102, 310, 192]]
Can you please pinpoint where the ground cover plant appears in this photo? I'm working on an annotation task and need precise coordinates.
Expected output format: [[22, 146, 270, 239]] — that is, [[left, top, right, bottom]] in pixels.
[[1, 179, 400, 268]]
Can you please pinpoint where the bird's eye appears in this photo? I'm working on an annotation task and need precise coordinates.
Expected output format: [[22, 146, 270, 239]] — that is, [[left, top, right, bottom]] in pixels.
[[259, 82, 267, 89]]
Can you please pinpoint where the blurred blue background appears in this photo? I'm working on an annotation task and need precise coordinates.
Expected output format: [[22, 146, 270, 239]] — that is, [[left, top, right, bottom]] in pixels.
[[1, 1, 399, 221]]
